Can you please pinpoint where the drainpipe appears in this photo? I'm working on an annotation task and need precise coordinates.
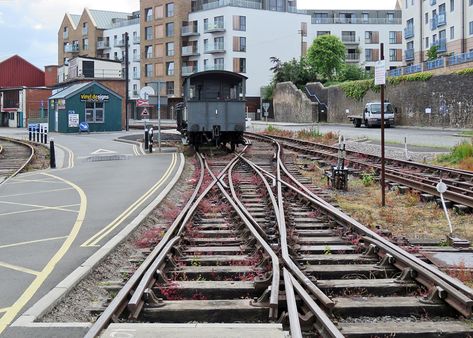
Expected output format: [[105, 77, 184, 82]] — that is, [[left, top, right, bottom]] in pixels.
[[462, 0, 466, 53], [420, 0, 424, 63]]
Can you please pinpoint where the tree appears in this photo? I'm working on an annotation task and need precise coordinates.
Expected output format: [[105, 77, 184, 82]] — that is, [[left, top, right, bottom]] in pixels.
[[427, 45, 439, 60], [337, 64, 371, 82], [269, 57, 317, 89], [306, 35, 346, 80]]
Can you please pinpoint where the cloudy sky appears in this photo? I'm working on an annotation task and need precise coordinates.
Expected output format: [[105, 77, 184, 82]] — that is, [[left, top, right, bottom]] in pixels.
[[0, 0, 398, 69]]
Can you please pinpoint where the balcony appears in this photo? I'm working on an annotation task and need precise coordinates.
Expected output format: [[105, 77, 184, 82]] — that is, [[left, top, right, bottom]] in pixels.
[[204, 64, 225, 71], [437, 13, 447, 27], [204, 43, 225, 54], [182, 45, 199, 57], [96, 40, 110, 49], [182, 65, 198, 76], [115, 40, 126, 47], [404, 26, 414, 39], [431, 16, 438, 30], [204, 22, 225, 33], [133, 36, 140, 44], [345, 53, 360, 62], [181, 25, 199, 37], [64, 44, 80, 53], [432, 38, 447, 52], [200, 0, 262, 11], [341, 36, 359, 45], [311, 17, 402, 25], [405, 48, 414, 61]]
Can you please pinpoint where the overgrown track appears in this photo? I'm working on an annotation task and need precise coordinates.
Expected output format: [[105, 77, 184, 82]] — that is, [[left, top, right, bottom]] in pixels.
[[246, 132, 473, 209], [0, 137, 35, 186], [86, 138, 473, 337]]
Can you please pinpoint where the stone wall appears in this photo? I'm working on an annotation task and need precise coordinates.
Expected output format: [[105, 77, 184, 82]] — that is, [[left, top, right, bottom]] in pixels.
[[274, 74, 473, 128], [273, 82, 317, 123]]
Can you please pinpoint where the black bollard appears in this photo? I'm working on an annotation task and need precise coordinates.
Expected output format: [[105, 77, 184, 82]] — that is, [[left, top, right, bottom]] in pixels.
[[50, 138, 56, 169], [40, 125, 44, 144], [149, 128, 153, 153], [28, 125, 32, 141], [144, 128, 149, 150], [44, 127, 48, 144]]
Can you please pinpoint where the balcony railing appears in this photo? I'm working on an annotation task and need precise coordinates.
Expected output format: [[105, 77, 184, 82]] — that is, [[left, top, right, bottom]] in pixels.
[[204, 64, 225, 71], [115, 40, 126, 47], [111, 17, 140, 28], [204, 43, 225, 53], [204, 22, 225, 33], [182, 65, 198, 76], [405, 48, 414, 61], [181, 25, 199, 36], [96, 40, 110, 49], [404, 26, 414, 39], [201, 0, 262, 11], [403, 64, 422, 75], [448, 50, 473, 65], [182, 45, 199, 56], [311, 17, 402, 25], [388, 68, 402, 77], [345, 53, 360, 62], [64, 44, 80, 53], [341, 36, 359, 43], [437, 13, 447, 27], [432, 38, 447, 52]]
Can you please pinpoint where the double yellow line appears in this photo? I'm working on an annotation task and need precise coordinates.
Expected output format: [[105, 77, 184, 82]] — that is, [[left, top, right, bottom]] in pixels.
[[54, 143, 74, 169], [81, 153, 178, 247]]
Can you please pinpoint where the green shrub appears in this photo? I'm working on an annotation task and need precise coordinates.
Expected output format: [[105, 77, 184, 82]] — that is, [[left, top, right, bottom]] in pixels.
[[437, 141, 473, 164], [453, 68, 473, 75], [340, 79, 379, 101], [265, 125, 279, 133], [361, 171, 376, 187], [387, 72, 433, 86]]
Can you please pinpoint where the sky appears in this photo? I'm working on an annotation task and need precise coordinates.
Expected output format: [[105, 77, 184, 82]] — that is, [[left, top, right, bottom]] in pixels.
[[0, 0, 398, 69]]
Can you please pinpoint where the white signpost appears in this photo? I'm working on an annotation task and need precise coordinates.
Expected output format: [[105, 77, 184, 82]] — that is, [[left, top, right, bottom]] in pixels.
[[436, 180, 454, 234], [374, 60, 386, 86], [68, 112, 79, 128]]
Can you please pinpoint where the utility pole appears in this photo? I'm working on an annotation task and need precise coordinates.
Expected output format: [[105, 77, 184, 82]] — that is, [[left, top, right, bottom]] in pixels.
[[298, 25, 307, 60], [380, 43, 386, 207], [124, 32, 129, 131]]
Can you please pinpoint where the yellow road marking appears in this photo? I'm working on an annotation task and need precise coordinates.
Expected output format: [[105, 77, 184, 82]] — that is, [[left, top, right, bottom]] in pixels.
[[133, 145, 139, 156], [0, 308, 10, 314], [55, 143, 74, 169], [0, 236, 68, 250], [0, 172, 87, 334], [0, 187, 73, 199], [81, 153, 177, 247], [0, 203, 80, 217], [0, 261, 40, 276]]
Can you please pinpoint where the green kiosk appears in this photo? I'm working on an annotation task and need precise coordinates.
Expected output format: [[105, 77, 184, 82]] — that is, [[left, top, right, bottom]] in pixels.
[[49, 82, 122, 133]]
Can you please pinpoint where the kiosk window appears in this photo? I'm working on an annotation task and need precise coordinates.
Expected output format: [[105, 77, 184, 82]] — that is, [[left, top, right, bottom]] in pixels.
[[85, 101, 104, 123]]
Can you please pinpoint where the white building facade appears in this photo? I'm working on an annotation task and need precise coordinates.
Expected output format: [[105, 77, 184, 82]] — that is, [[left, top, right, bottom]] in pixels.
[[403, 0, 473, 65], [184, 5, 403, 97]]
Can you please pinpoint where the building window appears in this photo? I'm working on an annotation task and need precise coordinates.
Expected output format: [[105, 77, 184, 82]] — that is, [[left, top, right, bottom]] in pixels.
[[145, 7, 153, 21], [155, 5, 164, 19], [342, 31, 356, 42], [166, 81, 174, 95], [145, 64, 153, 77], [365, 49, 372, 61], [83, 38, 88, 50], [362, 13, 369, 23], [470, 21, 473, 35], [386, 13, 394, 23], [145, 45, 153, 58], [233, 37, 246, 52], [82, 22, 88, 36], [166, 42, 175, 56], [85, 102, 104, 123], [450, 0, 455, 11], [233, 16, 246, 31], [425, 12, 429, 24], [63, 26, 69, 39], [214, 16, 224, 29], [233, 58, 246, 73], [389, 31, 396, 44], [145, 26, 153, 40], [165, 3, 174, 17], [450, 26, 454, 39], [317, 31, 330, 36], [214, 57, 224, 70], [214, 36, 224, 50], [389, 49, 396, 61], [166, 62, 174, 76], [313, 13, 328, 24], [426, 37, 429, 48], [365, 31, 379, 44], [166, 22, 174, 37]]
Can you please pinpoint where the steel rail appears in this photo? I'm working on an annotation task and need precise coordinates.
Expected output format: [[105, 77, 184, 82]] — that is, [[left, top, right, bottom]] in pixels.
[[214, 158, 281, 319], [283, 268, 303, 338], [85, 154, 205, 338], [0, 136, 35, 187]]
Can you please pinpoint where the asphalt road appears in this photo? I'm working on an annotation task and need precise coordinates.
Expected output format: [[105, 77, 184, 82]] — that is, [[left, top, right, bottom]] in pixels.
[[249, 122, 470, 149], [0, 129, 181, 336]]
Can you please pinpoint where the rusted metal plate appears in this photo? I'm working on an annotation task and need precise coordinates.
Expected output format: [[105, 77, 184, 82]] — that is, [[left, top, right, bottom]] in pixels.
[[422, 251, 473, 269]]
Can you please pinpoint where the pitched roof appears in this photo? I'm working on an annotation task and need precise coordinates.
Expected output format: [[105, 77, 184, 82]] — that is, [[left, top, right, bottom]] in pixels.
[[88, 9, 131, 29], [49, 81, 122, 100], [70, 14, 81, 27]]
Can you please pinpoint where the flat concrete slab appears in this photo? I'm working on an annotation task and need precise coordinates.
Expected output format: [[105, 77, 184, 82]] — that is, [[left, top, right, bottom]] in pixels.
[[422, 251, 473, 269], [100, 323, 287, 338]]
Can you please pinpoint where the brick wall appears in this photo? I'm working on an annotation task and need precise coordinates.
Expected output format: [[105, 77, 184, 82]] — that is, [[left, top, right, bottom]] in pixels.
[[25, 88, 52, 122]]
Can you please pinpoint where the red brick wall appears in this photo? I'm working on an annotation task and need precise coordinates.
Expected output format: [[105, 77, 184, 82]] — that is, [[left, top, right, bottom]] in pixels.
[[25, 88, 52, 122], [44, 66, 58, 87]]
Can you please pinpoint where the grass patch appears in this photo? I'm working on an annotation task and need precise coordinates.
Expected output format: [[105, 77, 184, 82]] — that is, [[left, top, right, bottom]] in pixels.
[[436, 141, 473, 170], [263, 125, 339, 145]]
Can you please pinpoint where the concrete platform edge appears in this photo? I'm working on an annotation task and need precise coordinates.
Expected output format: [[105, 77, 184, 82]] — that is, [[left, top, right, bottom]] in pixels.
[[11, 153, 185, 328]]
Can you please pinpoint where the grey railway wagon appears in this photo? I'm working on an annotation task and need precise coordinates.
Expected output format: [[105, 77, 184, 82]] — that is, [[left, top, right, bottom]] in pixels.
[[179, 70, 247, 150]]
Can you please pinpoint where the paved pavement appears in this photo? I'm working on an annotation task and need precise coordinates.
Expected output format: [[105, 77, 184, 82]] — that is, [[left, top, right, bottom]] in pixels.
[[0, 128, 182, 337], [249, 121, 471, 149]]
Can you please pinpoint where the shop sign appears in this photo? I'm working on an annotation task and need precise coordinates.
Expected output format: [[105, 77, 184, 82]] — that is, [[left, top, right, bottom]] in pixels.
[[68, 111, 79, 127], [80, 93, 110, 102]]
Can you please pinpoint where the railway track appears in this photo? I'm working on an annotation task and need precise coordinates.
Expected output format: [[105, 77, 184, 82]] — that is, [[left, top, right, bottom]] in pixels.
[[86, 137, 473, 337], [246, 132, 473, 210], [0, 136, 35, 186]]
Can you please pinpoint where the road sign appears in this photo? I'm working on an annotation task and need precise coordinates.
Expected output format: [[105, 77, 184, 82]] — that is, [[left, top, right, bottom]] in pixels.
[[79, 122, 89, 132], [137, 99, 149, 107], [262, 102, 270, 112], [139, 86, 155, 100], [375, 60, 386, 85], [141, 108, 150, 117]]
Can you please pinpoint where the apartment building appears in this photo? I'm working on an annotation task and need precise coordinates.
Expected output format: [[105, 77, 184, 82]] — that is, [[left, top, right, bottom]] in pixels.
[[403, 0, 473, 65], [140, 0, 402, 115], [58, 9, 142, 116]]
